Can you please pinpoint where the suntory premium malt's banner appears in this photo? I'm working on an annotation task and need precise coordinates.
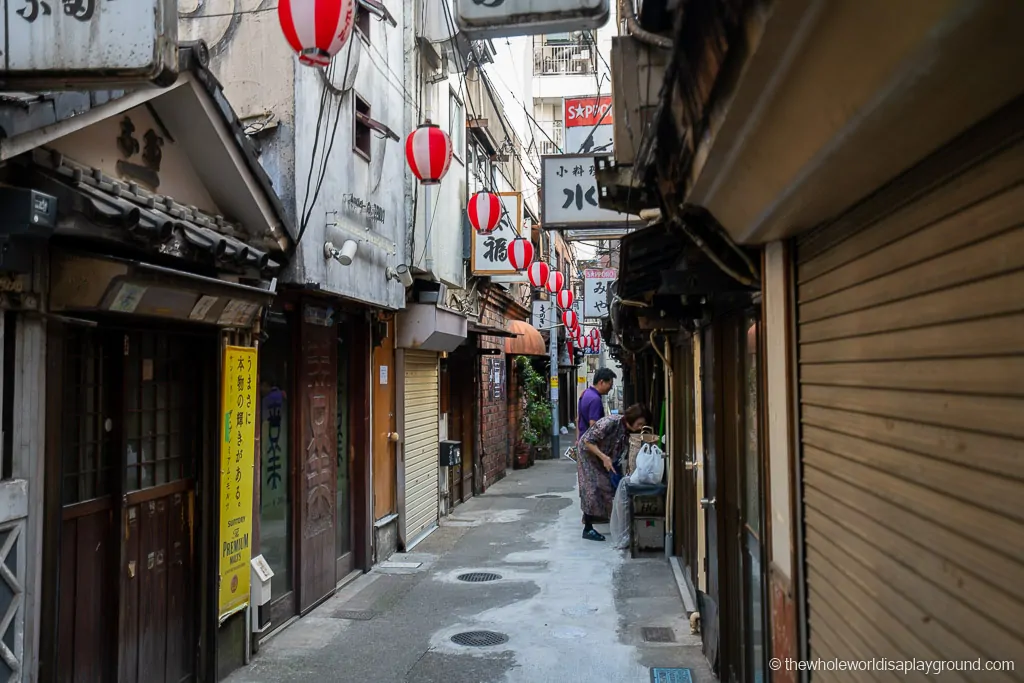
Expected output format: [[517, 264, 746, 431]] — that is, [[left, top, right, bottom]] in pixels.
[[218, 345, 258, 620]]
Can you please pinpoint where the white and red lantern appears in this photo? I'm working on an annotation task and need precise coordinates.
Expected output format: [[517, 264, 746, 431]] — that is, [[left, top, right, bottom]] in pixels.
[[467, 192, 501, 235], [527, 261, 550, 288], [405, 122, 453, 185], [507, 237, 534, 271], [556, 289, 574, 310], [562, 309, 578, 329], [546, 270, 565, 293], [590, 328, 601, 342], [278, 0, 356, 68]]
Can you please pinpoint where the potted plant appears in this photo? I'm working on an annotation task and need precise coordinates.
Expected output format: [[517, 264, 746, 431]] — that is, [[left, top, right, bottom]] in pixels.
[[515, 356, 553, 466]]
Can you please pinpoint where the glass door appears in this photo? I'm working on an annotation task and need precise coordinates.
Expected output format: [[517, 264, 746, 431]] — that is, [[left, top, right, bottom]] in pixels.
[[259, 313, 295, 626]]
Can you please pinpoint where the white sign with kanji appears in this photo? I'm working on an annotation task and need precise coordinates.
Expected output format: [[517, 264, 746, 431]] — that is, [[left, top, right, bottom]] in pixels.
[[471, 192, 522, 276], [532, 300, 553, 330], [541, 155, 638, 229], [584, 268, 616, 318]]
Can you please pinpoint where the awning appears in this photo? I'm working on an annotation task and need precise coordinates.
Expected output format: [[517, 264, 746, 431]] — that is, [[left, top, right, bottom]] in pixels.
[[49, 250, 274, 328], [396, 303, 467, 352], [468, 321, 518, 338], [505, 320, 546, 356]]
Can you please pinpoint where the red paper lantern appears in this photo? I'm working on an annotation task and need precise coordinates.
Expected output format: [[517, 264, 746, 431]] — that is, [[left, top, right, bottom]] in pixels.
[[278, 0, 356, 68], [527, 261, 550, 288], [546, 270, 565, 293], [562, 310, 578, 329], [590, 328, 601, 341], [508, 237, 534, 271], [405, 122, 453, 185], [467, 192, 501, 235], [556, 289, 574, 310]]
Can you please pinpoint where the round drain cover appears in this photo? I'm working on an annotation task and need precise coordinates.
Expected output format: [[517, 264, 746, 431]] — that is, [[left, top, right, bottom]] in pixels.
[[451, 630, 509, 647], [457, 572, 502, 583]]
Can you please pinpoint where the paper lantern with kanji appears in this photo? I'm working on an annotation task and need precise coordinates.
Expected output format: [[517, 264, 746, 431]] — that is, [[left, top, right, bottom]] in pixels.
[[467, 192, 501, 235], [278, 0, 356, 68], [507, 237, 534, 271], [556, 289, 574, 310], [405, 122, 453, 185], [546, 270, 565, 293], [562, 310, 578, 329], [527, 261, 550, 288]]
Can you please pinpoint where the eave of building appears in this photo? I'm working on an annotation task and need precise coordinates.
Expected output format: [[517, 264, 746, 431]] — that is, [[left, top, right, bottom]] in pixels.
[[681, 0, 1024, 245]]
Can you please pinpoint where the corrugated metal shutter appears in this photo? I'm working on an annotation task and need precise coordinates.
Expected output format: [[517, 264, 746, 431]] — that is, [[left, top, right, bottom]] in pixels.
[[404, 350, 439, 543], [795, 130, 1024, 676]]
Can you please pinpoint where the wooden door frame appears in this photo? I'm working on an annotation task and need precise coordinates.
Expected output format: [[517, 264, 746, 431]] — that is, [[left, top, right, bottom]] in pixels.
[[347, 313, 372, 573]]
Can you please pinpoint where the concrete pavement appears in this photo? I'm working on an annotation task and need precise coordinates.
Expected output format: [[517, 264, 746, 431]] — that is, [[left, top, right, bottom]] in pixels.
[[228, 459, 714, 683]]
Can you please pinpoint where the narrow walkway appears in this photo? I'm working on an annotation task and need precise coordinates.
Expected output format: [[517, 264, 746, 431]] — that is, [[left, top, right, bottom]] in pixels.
[[228, 460, 714, 683]]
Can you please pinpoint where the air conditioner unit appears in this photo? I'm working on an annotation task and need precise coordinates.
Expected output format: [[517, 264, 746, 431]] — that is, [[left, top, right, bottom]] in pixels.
[[610, 35, 670, 167]]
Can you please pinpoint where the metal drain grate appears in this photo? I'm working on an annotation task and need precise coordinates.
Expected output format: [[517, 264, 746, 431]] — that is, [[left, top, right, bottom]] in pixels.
[[651, 668, 693, 683], [535, 494, 561, 499], [450, 630, 509, 647], [642, 626, 676, 643], [457, 572, 502, 583]]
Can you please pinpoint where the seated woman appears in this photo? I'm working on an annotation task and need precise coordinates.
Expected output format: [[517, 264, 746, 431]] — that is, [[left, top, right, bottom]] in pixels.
[[576, 403, 653, 541]]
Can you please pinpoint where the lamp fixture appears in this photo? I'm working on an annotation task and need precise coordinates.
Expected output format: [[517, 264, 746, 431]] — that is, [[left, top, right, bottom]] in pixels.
[[386, 264, 414, 288], [324, 239, 358, 266]]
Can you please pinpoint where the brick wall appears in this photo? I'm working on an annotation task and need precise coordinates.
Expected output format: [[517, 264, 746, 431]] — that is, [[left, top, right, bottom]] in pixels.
[[478, 301, 508, 489]]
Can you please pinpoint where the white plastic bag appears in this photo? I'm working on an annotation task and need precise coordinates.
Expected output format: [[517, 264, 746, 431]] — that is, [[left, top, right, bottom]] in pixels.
[[629, 442, 665, 485], [609, 478, 631, 549]]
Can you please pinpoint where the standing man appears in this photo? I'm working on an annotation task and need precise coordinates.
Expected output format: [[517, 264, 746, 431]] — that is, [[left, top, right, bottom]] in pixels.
[[578, 368, 616, 441]]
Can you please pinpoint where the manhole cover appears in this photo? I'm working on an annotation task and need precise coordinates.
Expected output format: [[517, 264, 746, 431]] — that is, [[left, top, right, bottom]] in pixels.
[[642, 626, 676, 643], [457, 572, 502, 583], [451, 630, 509, 647]]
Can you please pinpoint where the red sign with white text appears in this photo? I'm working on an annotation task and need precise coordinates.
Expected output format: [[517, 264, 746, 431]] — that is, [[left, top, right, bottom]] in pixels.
[[564, 96, 613, 128]]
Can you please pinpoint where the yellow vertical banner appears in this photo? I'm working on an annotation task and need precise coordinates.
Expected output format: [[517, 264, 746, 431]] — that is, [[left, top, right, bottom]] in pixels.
[[218, 345, 258, 620]]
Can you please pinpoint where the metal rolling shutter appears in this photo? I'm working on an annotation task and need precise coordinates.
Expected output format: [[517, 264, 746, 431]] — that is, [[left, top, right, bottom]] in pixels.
[[795, 128, 1024, 678], [404, 350, 440, 543]]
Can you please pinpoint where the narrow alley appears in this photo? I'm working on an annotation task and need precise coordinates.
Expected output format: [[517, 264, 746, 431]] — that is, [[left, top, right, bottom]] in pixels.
[[226, 459, 713, 683]]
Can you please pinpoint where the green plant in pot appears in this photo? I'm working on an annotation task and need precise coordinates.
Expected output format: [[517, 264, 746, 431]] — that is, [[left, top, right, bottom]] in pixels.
[[515, 356, 553, 463]]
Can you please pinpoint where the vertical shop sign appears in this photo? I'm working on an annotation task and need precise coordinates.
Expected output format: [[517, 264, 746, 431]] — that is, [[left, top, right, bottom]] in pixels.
[[218, 345, 258, 620]]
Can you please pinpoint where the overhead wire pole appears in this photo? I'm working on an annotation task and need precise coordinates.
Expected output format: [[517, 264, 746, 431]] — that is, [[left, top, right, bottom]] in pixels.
[[549, 233, 560, 458]]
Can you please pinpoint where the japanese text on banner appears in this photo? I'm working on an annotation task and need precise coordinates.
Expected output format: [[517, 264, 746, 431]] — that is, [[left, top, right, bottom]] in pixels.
[[218, 345, 257, 620]]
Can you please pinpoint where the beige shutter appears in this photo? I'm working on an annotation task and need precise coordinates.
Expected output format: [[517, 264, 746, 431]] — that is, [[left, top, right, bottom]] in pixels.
[[403, 350, 440, 544], [795, 128, 1024, 677]]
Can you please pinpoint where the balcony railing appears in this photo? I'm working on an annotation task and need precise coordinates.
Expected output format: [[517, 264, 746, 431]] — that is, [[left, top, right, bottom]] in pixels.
[[539, 122, 563, 156], [533, 44, 597, 76]]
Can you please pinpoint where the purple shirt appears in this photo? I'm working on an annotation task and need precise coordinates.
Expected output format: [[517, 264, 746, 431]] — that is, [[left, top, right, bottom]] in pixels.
[[578, 386, 605, 435]]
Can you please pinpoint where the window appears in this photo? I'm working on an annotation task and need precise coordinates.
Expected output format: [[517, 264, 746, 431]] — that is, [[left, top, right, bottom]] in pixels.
[[355, 5, 371, 43], [449, 91, 465, 160], [354, 94, 372, 160]]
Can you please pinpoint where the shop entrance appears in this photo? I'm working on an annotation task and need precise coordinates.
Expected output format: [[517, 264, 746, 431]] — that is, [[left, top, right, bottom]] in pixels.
[[53, 327, 208, 683]]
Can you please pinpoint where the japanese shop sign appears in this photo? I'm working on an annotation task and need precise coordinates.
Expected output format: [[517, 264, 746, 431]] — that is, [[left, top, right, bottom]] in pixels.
[[541, 155, 639, 229], [218, 345, 257, 621], [532, 300, 552, 329], [584, 269, 616, 318], [1, 0, 178, 87], [260, 382, 288, 514], [456, 0, 609, 39], [564, 97, 614, 155], [471, 192, 522, 276]]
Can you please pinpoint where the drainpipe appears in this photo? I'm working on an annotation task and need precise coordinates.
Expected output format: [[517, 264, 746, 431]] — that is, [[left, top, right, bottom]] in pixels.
[[650, 330, 673, 554], [620, 0, 674, 49], [549, 235, 561, 459]]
